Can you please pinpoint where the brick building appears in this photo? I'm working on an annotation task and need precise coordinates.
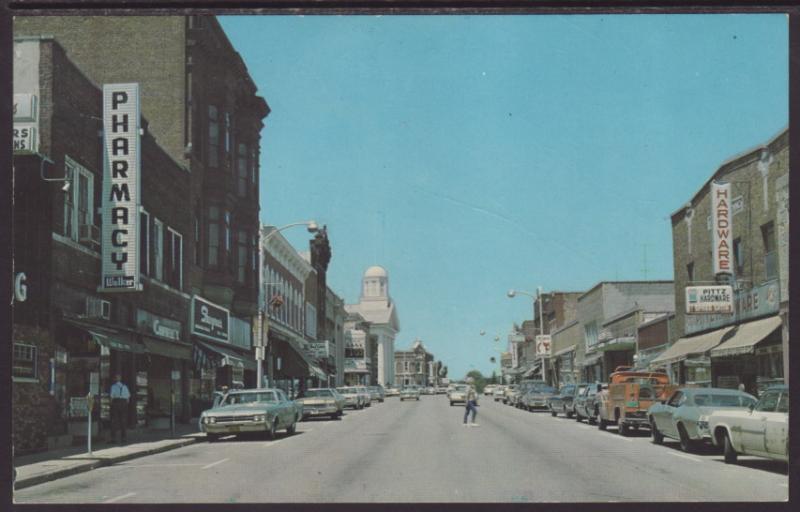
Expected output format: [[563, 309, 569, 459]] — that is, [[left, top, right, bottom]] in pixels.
[[636, 313, 675, 369], [394, 340, 435, 388], [12, 38, 195, 453], [652, 128, 789, 395]]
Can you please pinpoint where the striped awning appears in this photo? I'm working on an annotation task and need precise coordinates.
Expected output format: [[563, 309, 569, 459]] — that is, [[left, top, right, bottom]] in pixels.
[[710, 315, 782, 359], [64, 319, 144, 354], [651, 325, 734, 366], [193, 340, 256, 371]]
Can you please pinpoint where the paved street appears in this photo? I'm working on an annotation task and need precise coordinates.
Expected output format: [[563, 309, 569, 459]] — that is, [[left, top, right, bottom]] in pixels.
[[15, 395, 788, 503]]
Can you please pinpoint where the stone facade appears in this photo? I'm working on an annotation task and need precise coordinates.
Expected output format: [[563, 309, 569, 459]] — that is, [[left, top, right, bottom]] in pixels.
[[394, 340, 435, 387]]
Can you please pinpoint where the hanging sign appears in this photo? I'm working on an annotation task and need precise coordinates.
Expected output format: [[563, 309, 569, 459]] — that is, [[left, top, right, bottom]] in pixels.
[[100, 83, 142, 292], [685, 285, 734, 314], [711, 181, 733, 275]]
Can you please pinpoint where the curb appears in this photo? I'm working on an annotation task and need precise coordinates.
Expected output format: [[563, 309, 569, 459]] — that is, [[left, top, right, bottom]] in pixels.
[[14, 437, 197, 491]]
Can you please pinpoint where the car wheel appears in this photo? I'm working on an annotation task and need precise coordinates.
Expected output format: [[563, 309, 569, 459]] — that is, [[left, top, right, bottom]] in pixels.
[[567, 411, 574, 419], [450, 401, 454, 406], [619, 423, 629, 436], [588, 408, 597, 425], [597, 413, 607, 431], [723, 431, 738, 464], [551, 409, 558, 417], [575, 411, 582, 422], [207, 433, 220, 443], [286, 421, 296, 435], [416, 397, 420, 401], [677, 424, 694, 452], [650, 419, 664, 445], [266, 419, 277, 440]]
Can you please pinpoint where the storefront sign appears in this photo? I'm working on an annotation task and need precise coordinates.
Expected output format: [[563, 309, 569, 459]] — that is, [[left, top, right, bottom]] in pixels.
[[535, 335, 552, 356], [686, 280, 780, 334], [306, 341, 330, 360], [70, 396, 89, 418], [685, 285, 734, 314], [190, 296, 230, 343], [136, 309, 182, 341], [14, 272, 27, 302], [100, 83, 142, 292], [711, 181, 733, 275], [13, 40, 40, 154]]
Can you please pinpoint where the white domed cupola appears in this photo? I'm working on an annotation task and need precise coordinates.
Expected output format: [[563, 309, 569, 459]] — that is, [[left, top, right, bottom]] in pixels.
[[362, 265, 389, 300]]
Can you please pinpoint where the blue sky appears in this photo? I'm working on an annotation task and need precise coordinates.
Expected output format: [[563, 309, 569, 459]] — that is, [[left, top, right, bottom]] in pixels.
[[219, 14, 787, 379]]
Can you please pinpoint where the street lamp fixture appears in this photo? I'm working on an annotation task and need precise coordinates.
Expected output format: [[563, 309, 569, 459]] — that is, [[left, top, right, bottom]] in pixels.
[[507, 286, 548, 384]]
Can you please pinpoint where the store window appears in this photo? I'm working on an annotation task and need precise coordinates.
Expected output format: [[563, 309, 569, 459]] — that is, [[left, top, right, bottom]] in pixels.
[[13, 343, 38, 380], [757, 350, 783, 379], [207, 105, 220, 167], [208, 206, 220, 267]]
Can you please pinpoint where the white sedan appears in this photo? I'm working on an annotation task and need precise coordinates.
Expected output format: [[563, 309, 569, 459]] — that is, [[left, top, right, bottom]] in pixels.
[[707, 385, 788, 464]]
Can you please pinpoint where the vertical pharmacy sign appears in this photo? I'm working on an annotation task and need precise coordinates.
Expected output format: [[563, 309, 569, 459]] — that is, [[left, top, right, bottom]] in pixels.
[[711, 181, 733, 276], [100, 84, 142, 291]]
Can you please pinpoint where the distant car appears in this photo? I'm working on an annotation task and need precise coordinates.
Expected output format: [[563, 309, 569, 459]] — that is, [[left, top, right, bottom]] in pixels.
[[484, 385, 496, 396], [296, 388, 346, 420], [400, 386, 421, 401], [424, 386, 436, 395], [648, 387, 756, 452], [367, 385, 385, 402], [503, 385, 519, 405], [385, 387, 400, 397], [708, 385, 788, 464], [547, 383, 578, 418], [448, 384, 469, 406], [356, 386, 372, 407], [521, 385, 558, 411], [574, 383, 606, 424], [200, 388, 301, 442], [336, 386, 365, 409], [493, 386, 506, 402]]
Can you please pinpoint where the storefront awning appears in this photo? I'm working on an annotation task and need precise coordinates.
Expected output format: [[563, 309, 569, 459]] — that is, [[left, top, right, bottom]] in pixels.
[[141, 336, 192, 361], [651, 325, 735, 366], [710, 315, 782, 359], [554, 345, 576, 357], [194, 340, 257, 371], [523, 363, 541, 378], [309, 364, 327, 380], [64, 319, 144, 354], [594, 337, 636, 352], [580, 352, 603, 367]]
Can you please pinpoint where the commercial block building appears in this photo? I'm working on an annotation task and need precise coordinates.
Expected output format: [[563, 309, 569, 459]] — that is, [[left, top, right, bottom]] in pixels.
[[653, 128, 789, 395], [394, 339, 435, 388]]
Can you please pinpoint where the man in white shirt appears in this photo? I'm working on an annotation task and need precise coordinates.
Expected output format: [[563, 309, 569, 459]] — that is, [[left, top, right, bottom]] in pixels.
[[110, 374, 131, 444]]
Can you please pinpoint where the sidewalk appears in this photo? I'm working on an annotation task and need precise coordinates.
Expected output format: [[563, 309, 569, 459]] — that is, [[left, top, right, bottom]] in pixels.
[[14, 421, 206, 490]]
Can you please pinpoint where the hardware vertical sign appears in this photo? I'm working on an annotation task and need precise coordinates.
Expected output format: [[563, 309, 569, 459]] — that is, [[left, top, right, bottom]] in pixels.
[[100, 84, 141, 291], [711, 181, 733, 276]]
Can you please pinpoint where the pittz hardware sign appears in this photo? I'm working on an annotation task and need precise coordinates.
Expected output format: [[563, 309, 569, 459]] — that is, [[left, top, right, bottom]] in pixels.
[[711, 181, 733, 276], [100, 84, 142, 292], [685, 286, 734, 315]]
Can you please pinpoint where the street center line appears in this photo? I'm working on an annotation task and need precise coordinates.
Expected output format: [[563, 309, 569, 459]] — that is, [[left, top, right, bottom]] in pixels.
[[667, 452, 703, 463], [609, 434, 634, 442], [104, 492, 136, 503], [201, 458, 229, 470]]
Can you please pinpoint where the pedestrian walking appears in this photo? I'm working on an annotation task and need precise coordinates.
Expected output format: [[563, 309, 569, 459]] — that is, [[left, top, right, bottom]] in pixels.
[[110, 373, 130, 444], [463, 385, 479, 426]]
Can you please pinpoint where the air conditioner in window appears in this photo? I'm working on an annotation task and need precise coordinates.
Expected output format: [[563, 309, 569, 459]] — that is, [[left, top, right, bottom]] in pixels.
[[78, 224, 100, 249], [85, 297, 111, 321]]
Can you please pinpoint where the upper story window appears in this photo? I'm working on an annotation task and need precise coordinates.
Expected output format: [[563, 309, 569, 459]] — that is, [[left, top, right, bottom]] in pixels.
[[237, 229, 247, 284], [686, 262, 695, 283], [140, 210, 150, 276], [63, 157, 95, 243], [733, 238, 744, 276], [761, 222, 777, 280], [237, 143, 248, 197], [208, 206, 220, 267], [208, 105, 220, 168], [166, 228, 183, 290], [13, 343, 38, 380], [224, 112, 232, 156], [152, 218, 164, 281]]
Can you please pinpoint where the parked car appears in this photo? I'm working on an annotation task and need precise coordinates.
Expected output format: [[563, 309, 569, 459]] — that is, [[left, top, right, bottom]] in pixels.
[[514, 380, 546, 408], [448, 384, 469, 406], [596, 368, 677, 435], [356, 386, 372, 407], [708, 385, 788, 464], [648, 387, 757, 452], [547, 383, 579, 417], [484, 384, 496, 396], [367, 385, 385, 403], [200, 388, 301, 442], [296, 388, 345, 420], [493, 385, 506, 402], [504, 385, 520, 405], [574, 383, 606, 424], [385, 387, 400, 397], [435, 387, 447, 395], [400, 386, 421, 401], [336, 386, 365, 409], [521, 385, 558, 411]]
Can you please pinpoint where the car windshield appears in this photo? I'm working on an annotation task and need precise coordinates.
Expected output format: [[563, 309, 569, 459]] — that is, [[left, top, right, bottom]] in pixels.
[[539, 387, 557, 394], [693, 393, 756, 407], [453, 385, 467, 391], [304, 389, 334, 398], [337, 387, 356, 394], [222, 391, 277, 405]]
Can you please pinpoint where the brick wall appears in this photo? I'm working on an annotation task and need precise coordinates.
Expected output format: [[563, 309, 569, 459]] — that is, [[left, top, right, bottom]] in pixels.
[[670, 130, 789, 341]]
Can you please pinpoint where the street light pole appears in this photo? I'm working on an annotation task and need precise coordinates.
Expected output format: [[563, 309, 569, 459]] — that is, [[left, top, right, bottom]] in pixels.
[[256, 220, 319, 390], [507, 287, 548, 384]]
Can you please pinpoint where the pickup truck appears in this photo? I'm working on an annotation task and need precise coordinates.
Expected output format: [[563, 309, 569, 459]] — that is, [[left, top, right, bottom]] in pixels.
[[596, 367, 677, 435]]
